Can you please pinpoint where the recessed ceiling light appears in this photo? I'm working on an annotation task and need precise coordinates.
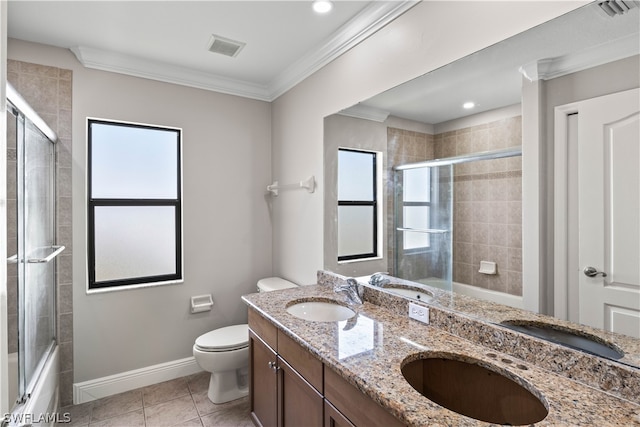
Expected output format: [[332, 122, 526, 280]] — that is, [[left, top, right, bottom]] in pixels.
[[313, 0, 333, 14], [463, 101, 475, 109]]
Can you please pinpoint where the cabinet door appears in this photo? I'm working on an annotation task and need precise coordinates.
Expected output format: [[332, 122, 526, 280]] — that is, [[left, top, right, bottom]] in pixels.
[[279, 357, 323, 427], [250, 330, 278, 427], [324, 366, 404, 427], [324, 400, 355, 427]]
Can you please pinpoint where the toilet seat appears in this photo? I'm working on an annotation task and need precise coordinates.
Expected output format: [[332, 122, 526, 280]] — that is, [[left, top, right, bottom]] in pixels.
[[195, 324, 248, 352]]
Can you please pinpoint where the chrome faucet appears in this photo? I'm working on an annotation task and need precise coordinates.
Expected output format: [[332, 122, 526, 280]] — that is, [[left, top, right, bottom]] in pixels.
[[369, 272, 390, 287], [334, 278, 363, 305]]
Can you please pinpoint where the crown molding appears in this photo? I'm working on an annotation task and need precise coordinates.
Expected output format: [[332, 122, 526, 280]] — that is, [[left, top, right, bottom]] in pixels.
[[519, 32, 639, 82], [71, 1, 418, 102], [71, 46, 272, 101], [338, 103, 390, 122], [268, 1, 419, 100]]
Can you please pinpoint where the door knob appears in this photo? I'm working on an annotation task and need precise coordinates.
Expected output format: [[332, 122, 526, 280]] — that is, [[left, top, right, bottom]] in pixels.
[[583, 266, 607, 278]]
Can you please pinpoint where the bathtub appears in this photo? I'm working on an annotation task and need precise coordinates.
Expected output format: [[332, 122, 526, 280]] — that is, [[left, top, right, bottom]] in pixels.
[[7, 352, 18, 410], [6, 346, 59, 426], [418, 278, 524, 309]]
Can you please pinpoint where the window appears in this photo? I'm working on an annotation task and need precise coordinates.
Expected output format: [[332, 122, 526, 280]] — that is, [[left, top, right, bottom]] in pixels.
[[337, 148, 378, 261], [400, 167, 431, 251], [87, 119, 182, 290]]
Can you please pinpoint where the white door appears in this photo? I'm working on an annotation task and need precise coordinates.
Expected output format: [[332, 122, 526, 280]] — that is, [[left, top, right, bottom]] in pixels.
[[578, 88, 640, 338]]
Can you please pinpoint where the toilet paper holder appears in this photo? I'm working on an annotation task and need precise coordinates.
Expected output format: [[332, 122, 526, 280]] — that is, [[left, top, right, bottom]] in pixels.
[[191, 294, 214, 313]]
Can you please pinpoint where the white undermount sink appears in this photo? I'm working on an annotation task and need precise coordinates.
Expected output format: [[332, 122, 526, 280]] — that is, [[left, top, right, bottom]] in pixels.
[[286, 299, 355, 322]]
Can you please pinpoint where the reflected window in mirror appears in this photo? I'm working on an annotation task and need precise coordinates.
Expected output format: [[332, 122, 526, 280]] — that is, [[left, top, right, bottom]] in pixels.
[[400, 167, 432, 252], [337, 148, 379, 261]]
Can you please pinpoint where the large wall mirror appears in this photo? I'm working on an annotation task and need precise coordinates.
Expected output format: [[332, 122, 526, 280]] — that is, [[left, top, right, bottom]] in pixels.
[[324, 2, 640, 367]]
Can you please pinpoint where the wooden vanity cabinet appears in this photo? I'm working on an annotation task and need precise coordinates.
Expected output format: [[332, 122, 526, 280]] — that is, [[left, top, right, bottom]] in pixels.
[[324, 365, 404, 427], [248, 309, 323, 427], [279, 356, 323, 427], [324, 400, 356, 427], [248, 308, 402, 427], [249, 329, 278, 427]]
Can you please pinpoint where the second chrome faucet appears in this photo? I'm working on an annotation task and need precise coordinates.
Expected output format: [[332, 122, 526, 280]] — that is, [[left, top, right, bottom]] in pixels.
[[334, 278, 363, 305]]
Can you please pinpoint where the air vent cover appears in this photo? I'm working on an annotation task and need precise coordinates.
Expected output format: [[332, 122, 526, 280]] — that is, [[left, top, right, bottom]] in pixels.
[[598, 0, 638, 17], [207, 34, 246, 58]]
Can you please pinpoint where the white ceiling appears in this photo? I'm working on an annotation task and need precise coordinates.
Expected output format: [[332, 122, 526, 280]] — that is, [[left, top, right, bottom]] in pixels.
[[345, 2, 640, 125], [7, 1, 416, 101]]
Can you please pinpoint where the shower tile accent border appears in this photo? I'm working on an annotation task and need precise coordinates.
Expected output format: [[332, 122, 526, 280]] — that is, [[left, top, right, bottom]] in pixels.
[[8, 59, 74, 406]]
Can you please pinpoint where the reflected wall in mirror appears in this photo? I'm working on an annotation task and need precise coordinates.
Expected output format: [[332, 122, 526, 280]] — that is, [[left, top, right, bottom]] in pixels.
[[323, 2, 640, 364]]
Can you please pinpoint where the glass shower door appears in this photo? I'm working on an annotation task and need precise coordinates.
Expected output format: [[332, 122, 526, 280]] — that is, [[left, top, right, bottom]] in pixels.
[[15, 115, 57, 403], [394, 164, 453, 291]]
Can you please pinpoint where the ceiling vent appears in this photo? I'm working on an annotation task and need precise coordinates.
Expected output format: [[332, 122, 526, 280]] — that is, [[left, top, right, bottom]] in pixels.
[[598, 0, 638, 17], [207, 34, 246, 58]]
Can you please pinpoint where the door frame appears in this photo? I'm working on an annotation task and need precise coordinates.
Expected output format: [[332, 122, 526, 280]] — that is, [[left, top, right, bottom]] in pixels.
[[554, 102, 581, 322]]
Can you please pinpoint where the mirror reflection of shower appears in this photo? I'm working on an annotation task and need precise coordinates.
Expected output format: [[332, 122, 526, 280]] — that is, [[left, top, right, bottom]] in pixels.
[[6, 82, 63, 415], [392, 146, 522, 294]]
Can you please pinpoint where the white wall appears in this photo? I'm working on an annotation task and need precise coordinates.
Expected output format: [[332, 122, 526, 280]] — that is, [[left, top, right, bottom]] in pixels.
[[272, 1, 586, 286], [8, 39, 273, 382]]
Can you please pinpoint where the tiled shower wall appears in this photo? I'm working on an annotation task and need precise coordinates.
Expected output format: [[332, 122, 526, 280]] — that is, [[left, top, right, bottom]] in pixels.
[[387, 116, 522, 296], [6, 60, 74, 406]]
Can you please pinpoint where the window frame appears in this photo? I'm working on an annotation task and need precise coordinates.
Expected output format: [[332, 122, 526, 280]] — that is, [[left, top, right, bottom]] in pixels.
[[337, 148, 378, 262], [87, 118, 183, 291], [399, 167, 434, 254]]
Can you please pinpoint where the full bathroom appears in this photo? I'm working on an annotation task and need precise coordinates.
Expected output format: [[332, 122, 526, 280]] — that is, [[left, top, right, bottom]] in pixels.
[[2, 1, 640, 426]]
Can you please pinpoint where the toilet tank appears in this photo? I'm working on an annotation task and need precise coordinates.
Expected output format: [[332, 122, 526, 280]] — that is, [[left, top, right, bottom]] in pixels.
[[257, 277, 298, 292]]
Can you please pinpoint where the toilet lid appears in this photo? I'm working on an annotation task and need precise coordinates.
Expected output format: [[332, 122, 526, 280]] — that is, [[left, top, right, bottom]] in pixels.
[[195, 324, 249, 351]]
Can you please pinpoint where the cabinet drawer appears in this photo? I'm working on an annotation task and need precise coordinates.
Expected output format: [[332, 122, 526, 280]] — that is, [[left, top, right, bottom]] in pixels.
[[324, 366, 404, 427], [248, 308, 277, 350], [277, 330, 323, 392]]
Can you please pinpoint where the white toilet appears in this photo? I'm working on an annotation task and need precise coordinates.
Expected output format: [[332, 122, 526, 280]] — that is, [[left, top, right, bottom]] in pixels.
[[193, 277, 298, 404]]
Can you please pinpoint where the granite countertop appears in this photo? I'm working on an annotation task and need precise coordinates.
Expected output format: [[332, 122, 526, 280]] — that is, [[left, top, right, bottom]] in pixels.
[[364, 274, 640, 368], [242, 281, 640, 426]]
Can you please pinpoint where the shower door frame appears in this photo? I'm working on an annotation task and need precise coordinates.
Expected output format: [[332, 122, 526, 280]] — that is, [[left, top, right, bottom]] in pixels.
[[6, 82, 60, 410]]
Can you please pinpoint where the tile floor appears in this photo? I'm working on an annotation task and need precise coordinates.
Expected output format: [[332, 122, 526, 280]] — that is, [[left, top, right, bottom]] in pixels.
[[57, 372, 253, 427]]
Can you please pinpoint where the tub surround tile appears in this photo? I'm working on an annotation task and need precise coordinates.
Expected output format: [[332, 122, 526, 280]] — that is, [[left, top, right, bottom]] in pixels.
[[241, 271, 640, 426]]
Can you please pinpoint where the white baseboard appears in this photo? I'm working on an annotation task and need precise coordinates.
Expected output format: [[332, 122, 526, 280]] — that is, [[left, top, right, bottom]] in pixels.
[[73, 357, 203, 404]]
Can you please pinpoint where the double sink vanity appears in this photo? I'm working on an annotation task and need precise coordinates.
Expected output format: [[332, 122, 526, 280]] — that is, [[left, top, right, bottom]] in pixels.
[[242, 271, 640, 426]]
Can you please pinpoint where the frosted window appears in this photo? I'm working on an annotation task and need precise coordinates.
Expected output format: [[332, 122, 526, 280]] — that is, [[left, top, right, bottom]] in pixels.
[[403, 168, 430, 202], [94, 206, 177, 282], [338, 206, 374, 258], [338, 150, 374, 201], [91, 122, 179, 199], [404, 206, 430, 250], [87, 119, 182, 289]]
